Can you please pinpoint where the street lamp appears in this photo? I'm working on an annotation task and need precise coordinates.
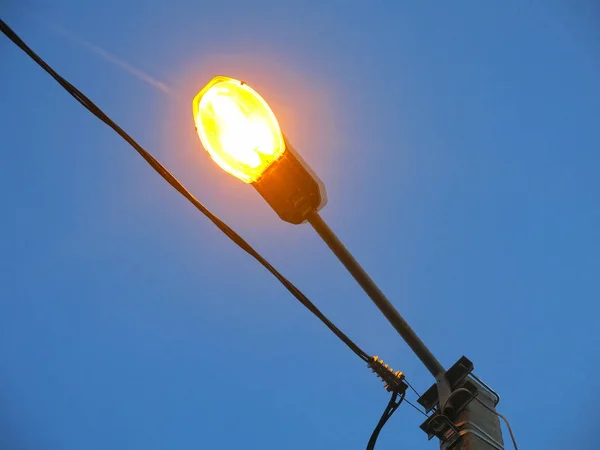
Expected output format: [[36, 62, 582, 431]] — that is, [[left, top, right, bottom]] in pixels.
[[0, 15, 510, 447], [192, 75, 452, 413]]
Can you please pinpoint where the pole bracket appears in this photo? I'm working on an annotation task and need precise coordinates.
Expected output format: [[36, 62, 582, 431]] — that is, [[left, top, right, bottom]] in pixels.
[[417, 356, 479, 444], [418, 356, 474, 413], [419, 379, 479, 442]]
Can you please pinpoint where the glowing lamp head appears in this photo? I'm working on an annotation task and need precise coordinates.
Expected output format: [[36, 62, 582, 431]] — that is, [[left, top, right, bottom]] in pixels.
[[192, 76, 285, 183]]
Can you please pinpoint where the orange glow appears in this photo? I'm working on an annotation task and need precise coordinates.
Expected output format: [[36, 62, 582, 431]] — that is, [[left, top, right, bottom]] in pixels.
[[193, 76, 285, 183]]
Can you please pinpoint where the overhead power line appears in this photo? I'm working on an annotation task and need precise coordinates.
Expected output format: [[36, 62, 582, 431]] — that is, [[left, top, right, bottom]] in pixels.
[[0, 18, 369, 363]]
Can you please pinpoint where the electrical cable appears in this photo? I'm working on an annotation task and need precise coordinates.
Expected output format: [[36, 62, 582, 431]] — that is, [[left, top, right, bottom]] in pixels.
[[0, 18, 370, 363], [403, 398, 428, 417], [366, 389, 405, 450], [397, 378, 428, 417], [405, 379, 421, 398], [474, 397, 519, 450]]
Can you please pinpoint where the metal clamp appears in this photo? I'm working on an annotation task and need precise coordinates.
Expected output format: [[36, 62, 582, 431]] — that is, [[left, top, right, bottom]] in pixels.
[[452, 420, 505, 450]]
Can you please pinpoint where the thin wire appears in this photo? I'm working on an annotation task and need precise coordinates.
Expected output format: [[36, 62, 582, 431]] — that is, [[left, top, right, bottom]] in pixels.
[[402, 378, 428, 417], [0, 18, 370, 363], [366, 390, 405, 450], [474, 397, 519, 450], [405, 379, 421, 398], [403, 398, 428, 417]]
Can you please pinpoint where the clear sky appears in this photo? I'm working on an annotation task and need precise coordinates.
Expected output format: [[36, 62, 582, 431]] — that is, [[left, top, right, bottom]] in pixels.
[[1, 1, 599, 449]]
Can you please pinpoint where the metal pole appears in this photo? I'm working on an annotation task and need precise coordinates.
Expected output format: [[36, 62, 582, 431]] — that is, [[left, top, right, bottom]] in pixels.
[[449, 378, 506, 450], [306, 210, 450, 399]]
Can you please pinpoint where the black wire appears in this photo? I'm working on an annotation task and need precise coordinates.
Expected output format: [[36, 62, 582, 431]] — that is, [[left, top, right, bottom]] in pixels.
[[0, 18, 370, 363], [400, 376, 428, 418], [404, 379, 421, 398], [403, 398, 428, 417], [366, 390, 405, 450]]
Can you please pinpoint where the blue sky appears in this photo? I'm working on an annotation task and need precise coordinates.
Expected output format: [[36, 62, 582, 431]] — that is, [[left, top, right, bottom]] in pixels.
[[1, 1, 599, 449]]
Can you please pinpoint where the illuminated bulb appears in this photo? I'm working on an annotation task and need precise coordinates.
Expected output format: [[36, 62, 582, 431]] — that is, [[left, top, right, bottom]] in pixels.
[[192, 76, 285, 183]]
